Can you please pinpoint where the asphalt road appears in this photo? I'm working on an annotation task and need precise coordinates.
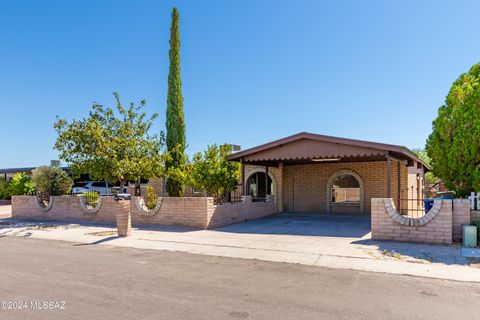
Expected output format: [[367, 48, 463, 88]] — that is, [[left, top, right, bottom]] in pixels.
[[0, 237, 479, 320]]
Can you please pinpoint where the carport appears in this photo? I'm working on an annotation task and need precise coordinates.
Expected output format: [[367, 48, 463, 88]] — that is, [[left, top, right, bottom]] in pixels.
[[227, 132, 429, 214]]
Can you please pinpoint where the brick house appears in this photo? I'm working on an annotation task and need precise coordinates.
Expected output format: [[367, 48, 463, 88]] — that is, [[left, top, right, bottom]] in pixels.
[[227, 132, 429, 214]]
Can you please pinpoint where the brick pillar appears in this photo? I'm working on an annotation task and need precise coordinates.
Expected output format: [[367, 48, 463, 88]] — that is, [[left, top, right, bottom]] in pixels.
[[116, 199, 131, 237], [452, 199, 470, 242]]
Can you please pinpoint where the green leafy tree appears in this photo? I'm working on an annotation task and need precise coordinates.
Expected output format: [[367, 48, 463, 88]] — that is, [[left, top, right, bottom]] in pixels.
[[8, 173, 34, 196], [411, 148, 437, 186], [31, 166, 73, 196], [190, 144, 240, 203], [165, 7, 187, 197], [54, 93, 166, 189], [426, 62, 480, 196]]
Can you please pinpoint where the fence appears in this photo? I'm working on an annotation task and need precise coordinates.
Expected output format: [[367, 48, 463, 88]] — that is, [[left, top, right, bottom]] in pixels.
[[397, 198, 426, 218], [469, 192, 480, 210]]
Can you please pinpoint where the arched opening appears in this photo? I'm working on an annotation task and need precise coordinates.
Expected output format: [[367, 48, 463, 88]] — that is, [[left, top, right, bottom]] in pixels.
[[327, 170, 364, 213], [246, 172, 272, 199]]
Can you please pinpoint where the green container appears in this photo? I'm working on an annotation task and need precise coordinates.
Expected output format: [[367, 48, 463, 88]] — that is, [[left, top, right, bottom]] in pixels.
[[463, 225, 478, 248]]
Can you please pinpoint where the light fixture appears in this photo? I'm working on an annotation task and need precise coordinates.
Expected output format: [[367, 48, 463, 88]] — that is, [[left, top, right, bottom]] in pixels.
[[311, 158, 341, 162]]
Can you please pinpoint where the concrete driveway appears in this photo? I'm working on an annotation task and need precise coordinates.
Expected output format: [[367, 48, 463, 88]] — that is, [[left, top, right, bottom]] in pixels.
[[218, 213, 371, 238]]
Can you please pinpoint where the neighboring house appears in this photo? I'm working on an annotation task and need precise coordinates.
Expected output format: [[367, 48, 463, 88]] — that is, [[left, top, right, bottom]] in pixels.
[[0, 167, 37, 181], [227, 132, 429, 214], [427, 180, 450, 198], [0, 161, 69, 181], [0, 166, 68, 181]]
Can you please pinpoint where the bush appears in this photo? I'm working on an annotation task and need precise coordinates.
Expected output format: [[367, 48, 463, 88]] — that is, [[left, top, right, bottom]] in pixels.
[[145, 186, 157, 210], [190, 144, 240, 203], [32, 166, 73, 196], [82, 191, 99, 204], [8, 173, 34, 197], [0, 177, 8, 199]]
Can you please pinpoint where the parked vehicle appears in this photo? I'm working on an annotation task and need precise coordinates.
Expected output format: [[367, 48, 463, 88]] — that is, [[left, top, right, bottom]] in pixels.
[[72, 181, 117, 196]]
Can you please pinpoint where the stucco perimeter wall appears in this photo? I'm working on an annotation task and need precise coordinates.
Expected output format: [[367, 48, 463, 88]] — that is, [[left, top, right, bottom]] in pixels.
[[371, 198, 453, 245], [207, 195, 277, 229]]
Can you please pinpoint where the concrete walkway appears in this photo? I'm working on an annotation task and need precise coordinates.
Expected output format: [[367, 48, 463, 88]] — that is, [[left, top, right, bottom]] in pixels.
[[0, 204, 11, 219], [1, 213, 480, 282]]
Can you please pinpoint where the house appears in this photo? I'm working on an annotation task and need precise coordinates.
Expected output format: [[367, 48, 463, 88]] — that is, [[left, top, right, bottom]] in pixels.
[[0, 164, 69, 181], [227, 132, 429, 214]]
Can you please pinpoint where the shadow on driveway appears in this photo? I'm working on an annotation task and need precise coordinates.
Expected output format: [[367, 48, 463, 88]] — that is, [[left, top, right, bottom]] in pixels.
[[216, 213, 372, 238]]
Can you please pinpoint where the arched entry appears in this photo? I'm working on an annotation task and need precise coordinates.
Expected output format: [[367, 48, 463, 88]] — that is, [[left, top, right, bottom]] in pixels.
[[326, 170, 365, 213], [246, 172, 272, 198]]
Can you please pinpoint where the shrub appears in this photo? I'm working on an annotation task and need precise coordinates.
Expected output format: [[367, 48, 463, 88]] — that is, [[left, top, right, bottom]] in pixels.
[[82, 191, 99, 204], [190, 144, 240, 203], [0, 177, 8, 199], [8, 173, 34, 196], [32, 166, 73, 197], [145, 186, 157, 210]]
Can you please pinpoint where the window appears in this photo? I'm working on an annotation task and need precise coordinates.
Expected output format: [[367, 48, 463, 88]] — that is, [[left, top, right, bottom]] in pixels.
[[92, 182, 113, 187], [331, 174, 360, 203], [74, 182, 88, 188], [246, 172, 272, 198]]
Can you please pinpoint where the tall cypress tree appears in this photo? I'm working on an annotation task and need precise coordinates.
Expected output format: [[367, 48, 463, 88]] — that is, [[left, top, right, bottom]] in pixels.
[[165, 7, 186, 196]]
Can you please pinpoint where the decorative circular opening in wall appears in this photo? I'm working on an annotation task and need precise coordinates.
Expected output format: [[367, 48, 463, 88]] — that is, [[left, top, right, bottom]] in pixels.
[[135, 196, 163, 216], [384, 198, 442, 226], [35, 194, 53, 212], [79, 193, 103, 214]]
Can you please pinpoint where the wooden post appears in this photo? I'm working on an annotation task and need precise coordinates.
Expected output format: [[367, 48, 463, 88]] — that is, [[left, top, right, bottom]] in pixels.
[[397, 161, 401, 208], [265, 166, 269, 196], [241, 158, 245, 196], [387, 157, 391, 198]]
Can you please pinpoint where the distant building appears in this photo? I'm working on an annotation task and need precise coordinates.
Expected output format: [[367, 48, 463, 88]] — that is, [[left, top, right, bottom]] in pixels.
[[0, 163, 69, 181]]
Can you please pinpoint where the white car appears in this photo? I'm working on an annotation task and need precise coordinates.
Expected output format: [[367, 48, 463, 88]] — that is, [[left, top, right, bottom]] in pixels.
[[72, 181, 116, 196]]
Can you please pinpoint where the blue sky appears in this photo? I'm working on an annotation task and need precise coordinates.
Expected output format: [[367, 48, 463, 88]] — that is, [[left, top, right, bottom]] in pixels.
[[1, 0, 479, 167]]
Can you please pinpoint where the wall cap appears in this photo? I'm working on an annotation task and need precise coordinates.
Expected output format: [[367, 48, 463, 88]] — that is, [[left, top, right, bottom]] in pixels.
[[382, 198, 444, 226]]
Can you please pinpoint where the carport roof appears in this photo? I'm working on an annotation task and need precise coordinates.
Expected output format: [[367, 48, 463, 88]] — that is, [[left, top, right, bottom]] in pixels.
[[227, 132, 429, 169]]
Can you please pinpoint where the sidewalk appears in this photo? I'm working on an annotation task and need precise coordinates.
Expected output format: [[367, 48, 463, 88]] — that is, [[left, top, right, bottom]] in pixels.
[[0, 205, 11, 219], [1, 218, 480, 283]]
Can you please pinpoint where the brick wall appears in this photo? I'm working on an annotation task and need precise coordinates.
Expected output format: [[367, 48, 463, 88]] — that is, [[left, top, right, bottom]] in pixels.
[[371, 198, 453, 245], [452, 199, 471, 242], [130, 197, 209, 229], [471, 210, 480, 223], [207, 195, 276, 229], [12, 195, 118, 224], [12, 195, 276, 230], [283, 161, 409, 213]]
